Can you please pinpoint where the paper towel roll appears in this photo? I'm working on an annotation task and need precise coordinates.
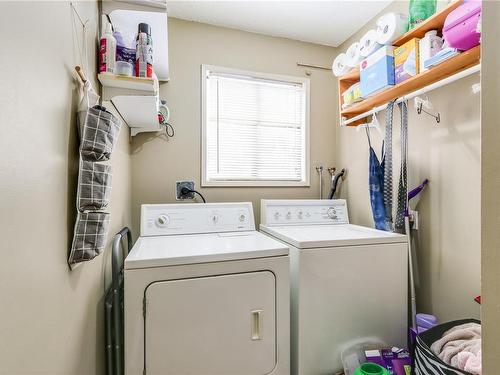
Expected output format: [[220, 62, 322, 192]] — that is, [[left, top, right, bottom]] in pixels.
[[345, 42, 362, 68], [332, 53, 350, 77], [358, 29, 383, 58], [376, 12, 409, 45]]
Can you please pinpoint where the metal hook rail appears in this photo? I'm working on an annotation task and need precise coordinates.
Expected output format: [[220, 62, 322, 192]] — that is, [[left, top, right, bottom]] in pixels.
[[341, 64, 480, 127]]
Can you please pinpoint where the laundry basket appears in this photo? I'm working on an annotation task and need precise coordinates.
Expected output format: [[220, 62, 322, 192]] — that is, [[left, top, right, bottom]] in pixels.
[[414, 319, 480, 375], [105, 227, 132, 375]]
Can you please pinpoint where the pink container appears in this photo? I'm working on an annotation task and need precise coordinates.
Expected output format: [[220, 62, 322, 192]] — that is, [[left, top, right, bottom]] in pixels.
[[443, 0, 481, 51]]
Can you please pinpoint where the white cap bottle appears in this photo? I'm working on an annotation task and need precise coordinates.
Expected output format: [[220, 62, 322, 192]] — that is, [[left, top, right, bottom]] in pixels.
[[419, 30, 443, 72], [99, 23, 116, 74]]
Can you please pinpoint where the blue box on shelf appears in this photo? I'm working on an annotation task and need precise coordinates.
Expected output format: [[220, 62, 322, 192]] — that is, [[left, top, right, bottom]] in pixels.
[[360, 46, 396, 98]]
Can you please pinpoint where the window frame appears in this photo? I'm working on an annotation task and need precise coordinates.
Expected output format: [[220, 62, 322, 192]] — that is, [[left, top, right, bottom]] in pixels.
[[201, 64, 310, 187]]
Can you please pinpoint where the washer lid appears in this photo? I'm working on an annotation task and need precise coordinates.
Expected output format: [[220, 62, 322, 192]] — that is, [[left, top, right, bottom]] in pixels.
[[125, 231, 289, 269], [260, 224, 407, 249]]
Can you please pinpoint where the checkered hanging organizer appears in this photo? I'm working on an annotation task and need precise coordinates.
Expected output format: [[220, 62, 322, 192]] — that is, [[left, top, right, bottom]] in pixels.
[[69, 106, 121, 267]]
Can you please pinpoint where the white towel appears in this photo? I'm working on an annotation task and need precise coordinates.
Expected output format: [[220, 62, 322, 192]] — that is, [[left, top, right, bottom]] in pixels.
[[430, 323, 482, 374]]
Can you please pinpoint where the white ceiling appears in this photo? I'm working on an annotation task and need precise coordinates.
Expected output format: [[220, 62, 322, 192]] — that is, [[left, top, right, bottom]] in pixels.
[[166, 1, 393, 47]]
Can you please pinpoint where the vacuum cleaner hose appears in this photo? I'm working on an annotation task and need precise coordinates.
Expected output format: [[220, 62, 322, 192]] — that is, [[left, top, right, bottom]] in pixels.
[[328, 168, 346, 199]]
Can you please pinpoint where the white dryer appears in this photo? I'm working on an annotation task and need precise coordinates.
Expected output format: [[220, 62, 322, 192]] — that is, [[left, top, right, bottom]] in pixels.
[[260, 199, 408, 375], [125, 203, 290, 375]]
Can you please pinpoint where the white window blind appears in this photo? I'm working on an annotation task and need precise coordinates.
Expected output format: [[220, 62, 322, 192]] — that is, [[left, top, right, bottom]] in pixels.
[[202, 66, 309, 186]]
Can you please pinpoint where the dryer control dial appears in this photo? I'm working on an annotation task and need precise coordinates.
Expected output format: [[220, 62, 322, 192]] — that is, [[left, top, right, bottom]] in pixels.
[[327, 207, 337, 219], [156, 214, 170, 227]]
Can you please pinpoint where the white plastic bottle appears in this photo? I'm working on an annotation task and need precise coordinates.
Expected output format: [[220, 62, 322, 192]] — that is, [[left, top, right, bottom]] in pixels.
[[419, 30, 443, 72], [99, 23, 116, 74]]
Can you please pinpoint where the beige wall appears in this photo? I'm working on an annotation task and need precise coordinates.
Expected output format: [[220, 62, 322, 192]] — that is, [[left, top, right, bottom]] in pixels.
[[0, 1, 493, 373], [0, 2, 132, 374], [335, 1, 481, 322], [131, 18, 338, 232], [481, 1, 500, 373]]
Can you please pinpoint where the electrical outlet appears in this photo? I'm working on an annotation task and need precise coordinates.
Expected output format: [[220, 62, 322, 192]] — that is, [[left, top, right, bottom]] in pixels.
[[176, 181, 195, 200], [409, 209, 419, 230]]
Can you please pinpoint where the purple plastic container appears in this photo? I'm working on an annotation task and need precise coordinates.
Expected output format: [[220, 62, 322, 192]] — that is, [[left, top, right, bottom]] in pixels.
[[443, 0, 481, 51]]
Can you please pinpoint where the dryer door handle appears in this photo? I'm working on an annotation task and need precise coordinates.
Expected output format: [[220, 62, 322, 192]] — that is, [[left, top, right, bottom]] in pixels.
[[251, 309, 263, 340]]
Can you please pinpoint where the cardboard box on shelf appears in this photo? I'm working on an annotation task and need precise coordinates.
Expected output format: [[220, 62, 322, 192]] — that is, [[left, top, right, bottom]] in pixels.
[[359, 46, 396, 98], [394, 38, 420, 84]]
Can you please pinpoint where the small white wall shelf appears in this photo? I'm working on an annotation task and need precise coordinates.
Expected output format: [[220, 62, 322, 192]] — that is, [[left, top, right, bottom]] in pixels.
[[99, 0, 169, 136], [98, 73, 161, 136], [98, 74, 157, 92], [102, 1, 169, 81]]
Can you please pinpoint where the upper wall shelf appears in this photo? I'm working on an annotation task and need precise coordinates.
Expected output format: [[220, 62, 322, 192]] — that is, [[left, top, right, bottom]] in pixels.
[[393, 0, 463, 46], [101, 0, 169, 81], [338, 0, 480, 126], [99, 0, 168, 136], [98, 74, 162, 136]]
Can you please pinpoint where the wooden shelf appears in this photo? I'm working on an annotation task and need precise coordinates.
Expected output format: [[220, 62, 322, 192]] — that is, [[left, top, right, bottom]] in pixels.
[[339, 68, 360, 82], [341, 46, 480, 120], [393, 0, 463, 46]]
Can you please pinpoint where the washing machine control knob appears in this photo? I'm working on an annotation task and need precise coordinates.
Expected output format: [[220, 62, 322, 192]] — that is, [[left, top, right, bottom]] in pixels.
[[327, 207, 337, 219], [274, 212, 280, 220], [239, 214, 246, 222], [211, 214, 219, 224], [297, 211, 303, 219], [286, 211, 292, 220], [157, 214, 170, 227]]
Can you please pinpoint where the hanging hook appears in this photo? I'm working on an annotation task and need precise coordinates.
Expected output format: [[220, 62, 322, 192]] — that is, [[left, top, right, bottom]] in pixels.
[[356, 112, 382, 134], [75, 66, 87, 83], [416, 102, 441, 123], [415, 96, 440, 124], [364, 125, 372, 148]]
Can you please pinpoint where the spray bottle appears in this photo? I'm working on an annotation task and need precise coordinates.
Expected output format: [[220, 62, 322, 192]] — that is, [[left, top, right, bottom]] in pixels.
[[135, 23, 153, 78]]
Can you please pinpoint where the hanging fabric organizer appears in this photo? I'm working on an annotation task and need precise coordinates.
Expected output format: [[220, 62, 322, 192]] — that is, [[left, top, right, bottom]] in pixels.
[[69, 74, 121, 268]]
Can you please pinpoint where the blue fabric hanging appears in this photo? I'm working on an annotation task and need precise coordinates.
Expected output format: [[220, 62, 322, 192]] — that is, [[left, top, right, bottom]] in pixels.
[[366, 127, 389, 231]]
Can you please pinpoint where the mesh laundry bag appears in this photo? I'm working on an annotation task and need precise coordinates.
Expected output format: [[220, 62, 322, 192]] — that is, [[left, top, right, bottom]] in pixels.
[[414, 319, 480, 375]]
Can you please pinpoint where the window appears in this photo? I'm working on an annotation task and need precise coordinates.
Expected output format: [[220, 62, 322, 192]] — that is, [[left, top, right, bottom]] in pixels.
[[202, 65, 310, 187]]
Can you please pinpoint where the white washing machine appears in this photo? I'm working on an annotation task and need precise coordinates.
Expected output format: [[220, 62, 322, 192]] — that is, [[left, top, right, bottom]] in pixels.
[[260, 199, 408, 375], [125, 202, 290, 375]]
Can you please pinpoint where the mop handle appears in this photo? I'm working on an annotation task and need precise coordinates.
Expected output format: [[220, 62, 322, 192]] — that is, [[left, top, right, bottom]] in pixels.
[[408, 179, 429, 201], [405, 215, 417, 330]]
